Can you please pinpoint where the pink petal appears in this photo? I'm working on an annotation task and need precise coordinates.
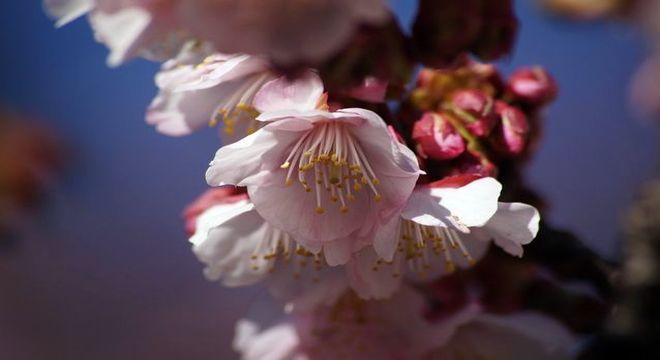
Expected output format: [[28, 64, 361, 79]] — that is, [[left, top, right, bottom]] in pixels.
[[206, 127, 301, 187], [323, 236, 353, 266], [254, 71, 324, 113], [372, 216, 401, 262], [248, 177, 373, 247], [346, 247, 402, 299]]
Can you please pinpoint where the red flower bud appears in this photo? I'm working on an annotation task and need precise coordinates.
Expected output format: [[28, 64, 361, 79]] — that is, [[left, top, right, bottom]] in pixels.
[[450, 89, 497, 137], [507, 67, 558, 106], [491, 102, 529, 156], [412, 112, 466, 160]]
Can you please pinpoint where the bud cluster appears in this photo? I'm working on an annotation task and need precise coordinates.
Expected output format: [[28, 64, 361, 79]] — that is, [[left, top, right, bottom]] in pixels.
[[399, 62, 557, 180]]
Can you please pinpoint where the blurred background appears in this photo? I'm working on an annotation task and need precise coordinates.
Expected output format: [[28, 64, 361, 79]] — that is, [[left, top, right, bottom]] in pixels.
[[0, 1, 657, 359]]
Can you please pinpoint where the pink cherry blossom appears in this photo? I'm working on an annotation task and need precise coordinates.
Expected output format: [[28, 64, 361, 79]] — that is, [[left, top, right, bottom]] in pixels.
[[348, 176, 540, 299], [189, 188, 350, 312], [146, 42, 275, 138], [234, 286, 437, 360], [178, 0, 390, 65], [205, 72, 421, 266], [45, 0, 190, 66], [47, 0, 391, 65]]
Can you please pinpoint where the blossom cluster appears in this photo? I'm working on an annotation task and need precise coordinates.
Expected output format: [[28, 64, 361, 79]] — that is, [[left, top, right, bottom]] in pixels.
[[46, 1, 587, 358]]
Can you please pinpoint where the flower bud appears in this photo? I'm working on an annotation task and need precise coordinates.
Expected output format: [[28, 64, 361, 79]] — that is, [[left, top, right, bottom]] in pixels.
[[411, 0, 482, 68], [491, 102, 529, 156], [450, 89, 497, 137], [507, 67, 558, 106], [412, 112, 466, 160], [469, 0, 519, 61]]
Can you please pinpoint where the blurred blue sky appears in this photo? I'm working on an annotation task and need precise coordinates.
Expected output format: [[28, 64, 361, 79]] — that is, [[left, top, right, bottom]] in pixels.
[[0, 1, 657, 359]]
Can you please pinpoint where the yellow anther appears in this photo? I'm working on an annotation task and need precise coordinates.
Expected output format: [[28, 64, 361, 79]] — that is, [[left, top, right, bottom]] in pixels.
[[280, 162, 291, 169], [340, 206, 349, 214], [372, 178, 380, 185], [374, 194, 382, 202], [315, 207, 325, 214], [445, 262, 456, 273]]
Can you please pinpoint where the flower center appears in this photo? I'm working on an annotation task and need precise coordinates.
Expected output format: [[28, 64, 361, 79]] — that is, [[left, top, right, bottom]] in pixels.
[[280, 121, 382, 215], [250, 226, 322, 281], [372, 219, 476, 278]]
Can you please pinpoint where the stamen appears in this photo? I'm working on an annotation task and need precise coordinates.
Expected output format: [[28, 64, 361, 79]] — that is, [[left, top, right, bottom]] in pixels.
[[249, 228, 321, 281], [280, 121, 382, 215], [371, 220, 479, 278]]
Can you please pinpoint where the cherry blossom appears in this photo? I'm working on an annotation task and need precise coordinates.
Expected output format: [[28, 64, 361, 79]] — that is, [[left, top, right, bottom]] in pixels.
[[347, 176, 540, 299], [205, 72, 421, 266], [146, 41, 275, 139]]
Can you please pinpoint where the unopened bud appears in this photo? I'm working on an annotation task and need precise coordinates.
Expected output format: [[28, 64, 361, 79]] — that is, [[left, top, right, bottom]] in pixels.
[[450, 89, 497, 137], [412, 112, 466, 160], [507, 67, 557, 106], [470, 0, 519, 61], [491, 102, 529, 156]]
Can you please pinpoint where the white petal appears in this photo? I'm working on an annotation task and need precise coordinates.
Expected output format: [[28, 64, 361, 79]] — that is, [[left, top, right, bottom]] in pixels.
[[233, 320, 301, 360], [486, 202, 541, 257], [431, 177, 502, 228], [44, 0, 93, 27], [401, 188, 452, 227], [254, 70, 324, 113], [206, 127, 301, 187], [347, 247, 402, 299], [175, 55, 269, 92], [190, 201, 271, 287], [89, 7, 152, 67], [146, 84, 230, 137]]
